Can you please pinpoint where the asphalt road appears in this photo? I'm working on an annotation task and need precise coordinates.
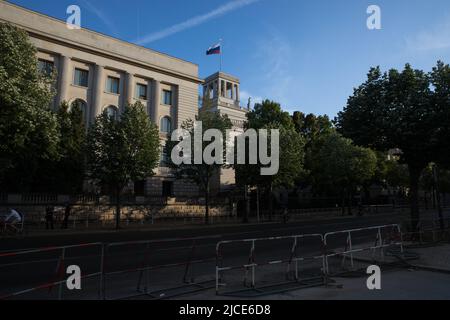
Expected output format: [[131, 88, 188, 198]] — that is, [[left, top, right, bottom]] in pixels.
[[0, 213, 406, 299]]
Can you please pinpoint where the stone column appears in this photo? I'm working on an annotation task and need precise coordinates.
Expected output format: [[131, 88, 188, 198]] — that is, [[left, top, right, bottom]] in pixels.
[[213, 81, 218, 98], [93, 64, 104, 120], [217, 80, 221, 98], [151, 80, 161, 126], [125, 72, 134, 106], [146, 81, 152, 116], [57, 55, 71, 106], [172, 86, 178, 129]]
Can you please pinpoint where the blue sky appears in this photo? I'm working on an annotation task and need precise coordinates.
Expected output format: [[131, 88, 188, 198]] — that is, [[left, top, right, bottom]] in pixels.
[[9, 0, 450, 117]]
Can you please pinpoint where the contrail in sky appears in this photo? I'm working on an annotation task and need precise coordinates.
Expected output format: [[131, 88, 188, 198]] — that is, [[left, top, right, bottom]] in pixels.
[[133, 0, 261, 45]]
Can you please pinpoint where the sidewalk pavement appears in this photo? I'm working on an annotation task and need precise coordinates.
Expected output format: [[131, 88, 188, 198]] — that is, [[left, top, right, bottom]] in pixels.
[[174, 242, 450, 300], [409, 243, 450, 272]]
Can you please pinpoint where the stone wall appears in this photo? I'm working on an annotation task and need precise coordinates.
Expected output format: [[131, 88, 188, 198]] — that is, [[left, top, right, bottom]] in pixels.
[[0, 200, 231, 225]]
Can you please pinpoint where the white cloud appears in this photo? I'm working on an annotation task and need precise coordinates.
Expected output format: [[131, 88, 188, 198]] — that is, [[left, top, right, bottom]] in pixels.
[[133, 0, 261, 45], [406, 15, 450, 51], [252, 31, 297, 110]]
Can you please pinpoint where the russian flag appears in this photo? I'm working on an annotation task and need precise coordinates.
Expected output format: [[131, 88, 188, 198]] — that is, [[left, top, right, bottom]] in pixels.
[[206, 43, 221, 55]]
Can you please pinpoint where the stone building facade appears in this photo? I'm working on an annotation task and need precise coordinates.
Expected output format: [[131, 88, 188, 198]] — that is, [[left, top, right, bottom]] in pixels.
[[0, 2, 249, 198], [202, 72, 249, 194], [0, 1, 203, 197]]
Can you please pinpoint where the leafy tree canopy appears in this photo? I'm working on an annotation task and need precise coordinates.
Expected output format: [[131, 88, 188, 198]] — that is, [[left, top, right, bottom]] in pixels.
[[0, 22, 59, 191], [335, 62, 450, 228], [87, 101, 160, 195], [310, 132, 377, 195]]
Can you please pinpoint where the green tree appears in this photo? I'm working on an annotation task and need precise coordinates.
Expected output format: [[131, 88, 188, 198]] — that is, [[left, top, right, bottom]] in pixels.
[[235, 100, 305, 220], [292, 112, 334, 189], [292, 112, 333, 148], [430, 61, 450, 168], [55, 101, 86, 194], [0, 22, 59, 191], [247, 100, 294, 130], [310, 133, 377, 215], [336, 64, 435, 228], [87, 102, 160, 229], [166, 102, 232, 225], [383, 160, 410, 193], [30, 101, 87, 194]]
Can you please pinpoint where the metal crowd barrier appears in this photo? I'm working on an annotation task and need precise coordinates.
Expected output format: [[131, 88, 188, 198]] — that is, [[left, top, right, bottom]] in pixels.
[[1, 224, 412, 300], [401, 217, 450, 243], [102, 235, 219, 300], [215, 234, 325, 296], [323, 224, 403, 275], [0, 242, 103, 300]]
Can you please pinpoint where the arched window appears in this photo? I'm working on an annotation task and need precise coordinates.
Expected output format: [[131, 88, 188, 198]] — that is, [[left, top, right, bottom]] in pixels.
[[160, 116, 172, 133], [105, 105, 118, 120], [70, 99, 87, 123]]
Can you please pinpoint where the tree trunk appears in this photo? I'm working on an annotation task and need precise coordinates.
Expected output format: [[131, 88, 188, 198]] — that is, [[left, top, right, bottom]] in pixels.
[[256, 186, 260, 222], [408, 165, 423, 231], [364, 185, 371, 206], [205, 178, 210, 225], [243, 185, 250, 224], [268, 183, 274, 221], [347, 190, 353, 216], [341, 189, 346, 216], [115, 188, 121, 230], [433, 165, 445, 231]]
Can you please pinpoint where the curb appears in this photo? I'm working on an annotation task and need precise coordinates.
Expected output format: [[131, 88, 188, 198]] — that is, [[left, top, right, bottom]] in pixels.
[[409, 264, 450, 274]]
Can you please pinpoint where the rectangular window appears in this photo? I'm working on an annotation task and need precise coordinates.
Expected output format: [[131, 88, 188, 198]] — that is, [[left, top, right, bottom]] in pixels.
[[106, 76, 120, 94], [162, 89, 173, 105], [74, 68, 89, 87], [136, 83, 148, 100], [38, 59, 54, 76]]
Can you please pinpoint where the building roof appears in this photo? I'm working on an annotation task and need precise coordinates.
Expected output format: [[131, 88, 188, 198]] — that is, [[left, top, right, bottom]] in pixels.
[[204, 72, 240, 84]]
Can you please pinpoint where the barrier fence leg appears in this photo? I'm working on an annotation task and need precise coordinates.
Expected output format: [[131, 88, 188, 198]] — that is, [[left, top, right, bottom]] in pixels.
[[183, 240, 196, 284], [58, 247, 66, 300], [137, 242, 150, 293], [99, 244, 105, 299], [216, 267, 219, 295], [341, 234, 350, 270], [251, 241, 256, 289], [286, 237, 298, 281], [102, 246, 108, 300], [215, 247, 221, 295], [372, 236, 377, 261], [378, 228, 384, 261], [348, 233, 354, 269], [322, 239, 329, 286], [145, 242, 150, 294], [243, 241, 255, 288]]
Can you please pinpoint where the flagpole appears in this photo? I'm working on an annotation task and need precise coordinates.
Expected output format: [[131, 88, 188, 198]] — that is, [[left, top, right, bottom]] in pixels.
[[219, 38, 223, 72]]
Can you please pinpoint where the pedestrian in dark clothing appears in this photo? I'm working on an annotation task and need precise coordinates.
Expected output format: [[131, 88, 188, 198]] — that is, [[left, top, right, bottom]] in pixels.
[[61, 203, 71, 229], [45, 206, 54, 230]]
